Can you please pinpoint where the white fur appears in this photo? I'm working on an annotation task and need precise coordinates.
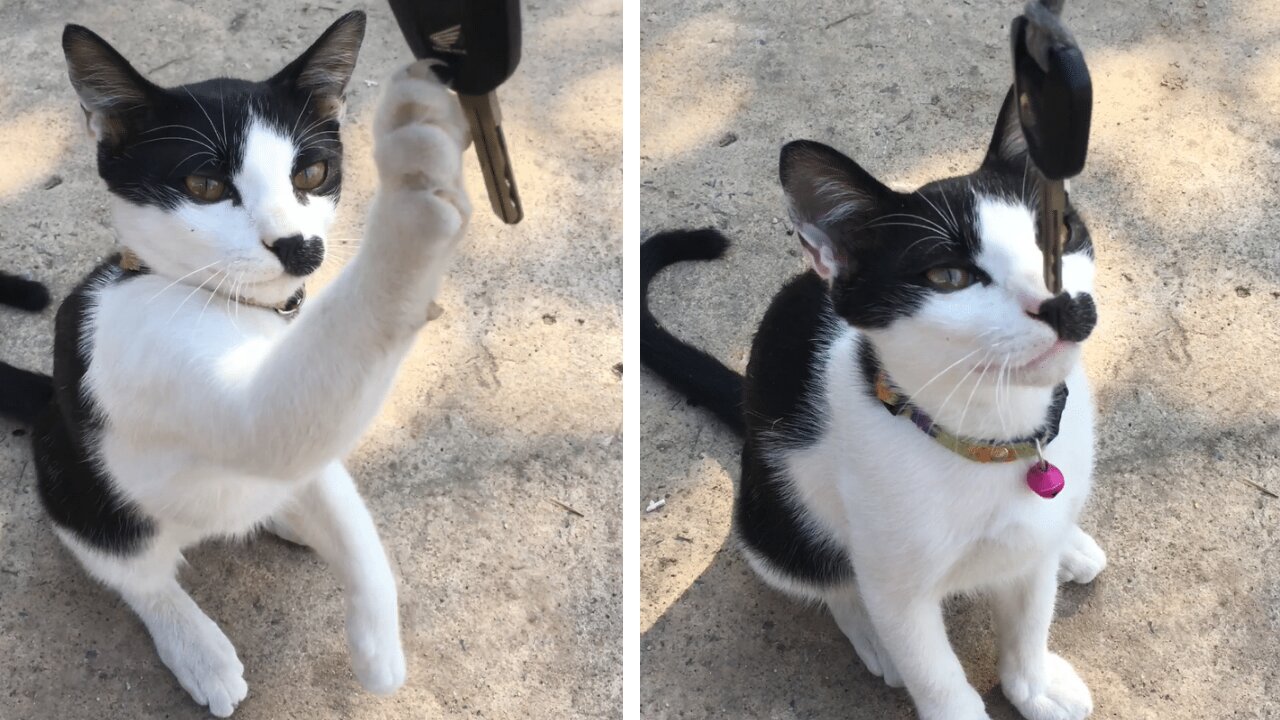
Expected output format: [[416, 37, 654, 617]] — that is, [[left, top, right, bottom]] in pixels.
[[65, 62, 470, 716], [759, 194, 1103, 720]]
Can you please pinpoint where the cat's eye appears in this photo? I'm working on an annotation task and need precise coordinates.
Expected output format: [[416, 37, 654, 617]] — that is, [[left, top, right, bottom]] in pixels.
[[925, 267, 976, 291], [292, 161, 328, 191], [183, 175, 227, 202]]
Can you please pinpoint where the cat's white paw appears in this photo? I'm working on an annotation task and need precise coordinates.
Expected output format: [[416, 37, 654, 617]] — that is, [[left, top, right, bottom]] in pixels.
[[371, 59, 471, 238], [918, 698, 992, 720], [1002, 653, 1093, 720], [152, 613, 248, 717], [1058, 527, 1106, 585], [346, 592, 406, 696]]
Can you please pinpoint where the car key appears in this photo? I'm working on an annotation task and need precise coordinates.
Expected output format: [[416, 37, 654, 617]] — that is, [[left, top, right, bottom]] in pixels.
[[1010, 0, 1091, 293], [386, 0, 524, 224]]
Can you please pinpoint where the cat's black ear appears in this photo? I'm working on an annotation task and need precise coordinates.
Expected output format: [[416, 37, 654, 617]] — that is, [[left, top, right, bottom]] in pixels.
[[62, 25, 157, 143], [272, 11, 366, 115], [982, 87, 1030, 169], [780, 140, 890, 281]]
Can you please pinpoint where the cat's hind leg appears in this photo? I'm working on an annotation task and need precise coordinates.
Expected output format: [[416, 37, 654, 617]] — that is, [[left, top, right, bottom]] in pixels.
[[57, 529, 247, 717], [1057, 525, 1106, 585], [826, 587, 903, 688], [272, 461, 405, 695]]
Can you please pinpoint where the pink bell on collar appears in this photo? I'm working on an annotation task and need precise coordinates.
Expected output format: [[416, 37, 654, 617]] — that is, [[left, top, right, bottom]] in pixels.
[[1026, 461, 1064, 499]]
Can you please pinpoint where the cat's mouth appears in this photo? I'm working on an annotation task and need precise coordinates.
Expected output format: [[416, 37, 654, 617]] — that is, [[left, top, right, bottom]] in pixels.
[[1023, 340, 1072, 369]]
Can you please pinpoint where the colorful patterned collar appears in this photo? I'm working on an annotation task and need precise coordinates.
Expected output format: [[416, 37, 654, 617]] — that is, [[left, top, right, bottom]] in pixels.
[[872, 369, 1069, 464]]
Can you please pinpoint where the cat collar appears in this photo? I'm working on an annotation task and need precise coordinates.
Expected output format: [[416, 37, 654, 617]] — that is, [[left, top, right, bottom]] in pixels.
[[873, 370, 1068, 465], [118, 248, 305, 319]]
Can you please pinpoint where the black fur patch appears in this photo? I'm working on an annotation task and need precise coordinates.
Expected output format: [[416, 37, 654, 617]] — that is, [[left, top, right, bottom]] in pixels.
[[737, 271, 853, 588], [34, 260, 156, 554]]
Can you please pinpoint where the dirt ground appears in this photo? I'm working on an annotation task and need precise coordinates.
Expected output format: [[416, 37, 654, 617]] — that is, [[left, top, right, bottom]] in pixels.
[[641, 1, 1279, 718], [0, 1, 621, 718]]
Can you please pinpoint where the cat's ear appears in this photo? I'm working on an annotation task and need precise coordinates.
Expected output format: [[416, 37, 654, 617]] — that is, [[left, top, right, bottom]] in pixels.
[[780, 140, 889, 281], [982, 87, 1030, 169], [62, 25, 157, 143], [272, 11, 366, 117]]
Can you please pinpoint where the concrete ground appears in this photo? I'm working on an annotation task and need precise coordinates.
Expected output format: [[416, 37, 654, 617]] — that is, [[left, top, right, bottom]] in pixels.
[[0, 1, 620, 719], [641, 1, 1278, 718]]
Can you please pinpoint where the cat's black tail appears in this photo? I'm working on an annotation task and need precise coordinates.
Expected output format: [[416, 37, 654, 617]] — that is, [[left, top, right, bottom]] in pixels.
[[0, 271, 51, 312], [1, 271, 54, 423], [0, 361, 52, 423], [640, 229, 745, 436]]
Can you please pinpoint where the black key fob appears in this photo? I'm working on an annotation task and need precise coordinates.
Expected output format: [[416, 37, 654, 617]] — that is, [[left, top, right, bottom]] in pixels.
[[385, 0, 521, 95], [1010, 2, 1092, 180]]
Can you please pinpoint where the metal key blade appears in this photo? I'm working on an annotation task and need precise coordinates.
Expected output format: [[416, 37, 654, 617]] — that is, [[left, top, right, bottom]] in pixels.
[[458, 92, 522, 224], [1039, 178, 1066, 293]]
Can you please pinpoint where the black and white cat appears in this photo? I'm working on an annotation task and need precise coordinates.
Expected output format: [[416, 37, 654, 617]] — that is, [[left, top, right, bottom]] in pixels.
[[14, 11, 472, 716], [641, 91, 1107, 720]]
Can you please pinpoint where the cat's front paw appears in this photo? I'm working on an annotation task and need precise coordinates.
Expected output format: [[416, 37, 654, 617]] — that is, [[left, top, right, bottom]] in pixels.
[[1058, 527, 1106, 585], [1002, 653, 1093, 720], [346, 591, 407, 696], [153, 614, 248, 717], [369, 60, 472, 254]]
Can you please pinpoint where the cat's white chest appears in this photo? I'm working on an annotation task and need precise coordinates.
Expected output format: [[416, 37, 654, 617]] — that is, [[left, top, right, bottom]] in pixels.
[[778, 329, 1095, 595], [85, 277, 304, 539]]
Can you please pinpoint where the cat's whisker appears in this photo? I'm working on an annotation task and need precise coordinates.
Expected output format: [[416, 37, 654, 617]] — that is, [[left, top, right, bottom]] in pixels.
[[198, 270, 231, 322], [168, 268, 220, 322], [147, 260, 223, 303], [219, 89, 228, 151], [131, 136, 218, 154], [901, 347, 984, 404], [171, 149, 218, 176], [935, 347, 993, 426], [939, 189, 961, 233], [290, 90, 315, 141], [913, 193, 957, 235], [140, 123, 220, 151], [295, 115, 333, 143], [993, 355, 1012, 439], [861, 219, 948, 235], [901, 234, 953, 256], [184, 87, 224, 150], [955, 350, 996, 438]]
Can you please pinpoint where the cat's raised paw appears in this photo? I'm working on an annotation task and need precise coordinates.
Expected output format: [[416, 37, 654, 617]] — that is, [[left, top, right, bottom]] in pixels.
[[1002, 653, 1093, 720], [369, 61, 473, 251], [1058, 527, 1106, 585]]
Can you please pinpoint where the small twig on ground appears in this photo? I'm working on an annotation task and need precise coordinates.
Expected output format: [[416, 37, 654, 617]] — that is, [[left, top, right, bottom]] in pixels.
[[549, 498, 585, 517], [147, 56, 191, 74], [825, 11, 870, 30], [1235, 476, 1279, 499]]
